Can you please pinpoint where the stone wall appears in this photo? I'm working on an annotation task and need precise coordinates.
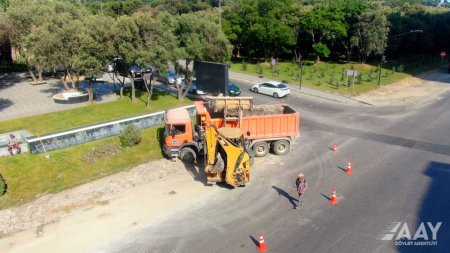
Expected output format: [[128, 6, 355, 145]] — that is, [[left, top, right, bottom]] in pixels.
[[26, 105, 196, 154]]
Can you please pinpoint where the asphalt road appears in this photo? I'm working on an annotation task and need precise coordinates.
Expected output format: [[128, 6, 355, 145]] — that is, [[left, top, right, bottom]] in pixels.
[[99, 76, 450, 253]]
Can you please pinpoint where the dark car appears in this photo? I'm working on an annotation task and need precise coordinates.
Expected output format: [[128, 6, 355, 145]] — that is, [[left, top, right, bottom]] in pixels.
[[228, 82, 241, 96], [128, 65, 152, 79], [105, 58, 152, 79]]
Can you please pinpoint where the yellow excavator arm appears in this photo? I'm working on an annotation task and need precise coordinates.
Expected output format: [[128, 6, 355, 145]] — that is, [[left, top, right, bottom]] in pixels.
[[204, 125, 251, 187]]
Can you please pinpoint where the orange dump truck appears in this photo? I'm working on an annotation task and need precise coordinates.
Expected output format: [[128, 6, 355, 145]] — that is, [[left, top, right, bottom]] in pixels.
[[163, 97, 300, 162]]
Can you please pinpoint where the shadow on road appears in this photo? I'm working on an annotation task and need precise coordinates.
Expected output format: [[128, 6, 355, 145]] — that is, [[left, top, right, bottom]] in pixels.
[[0, 98, 13, 113], [320, 193, 331, 201], [272, 186, 298, 207], [398, 161, 450, 253], [182, 161, 208, 186], [336, 165, 347, 173], [249, 235, 259, 247], [39, 87, 63, 97], [0, 72, 29, 90], [181, 161, 235, 189]]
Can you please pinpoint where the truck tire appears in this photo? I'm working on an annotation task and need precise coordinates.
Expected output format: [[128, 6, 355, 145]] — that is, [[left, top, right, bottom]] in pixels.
[[272, 140, 290, 155], [252, 142, 269, 157], [179, 147, 196, 163]]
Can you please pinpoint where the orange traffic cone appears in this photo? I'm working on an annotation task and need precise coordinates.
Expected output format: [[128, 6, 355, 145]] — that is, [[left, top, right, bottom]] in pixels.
[[331, 144, 337, 152], [330, 188, 338, 205], [346, 161, 353, 175], [257, 233, 268, 252]]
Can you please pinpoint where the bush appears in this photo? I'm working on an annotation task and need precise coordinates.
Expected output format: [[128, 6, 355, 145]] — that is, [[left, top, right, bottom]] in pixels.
[[119, 125, 142, 147], [289, 69, 294, 77], [256, 64, 263, 75], [355, 74, 362, 84], [0, 174, 6, 196], [242, 61, 247, 71]]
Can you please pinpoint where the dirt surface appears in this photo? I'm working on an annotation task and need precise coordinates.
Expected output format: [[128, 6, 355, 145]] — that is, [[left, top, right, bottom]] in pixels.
[[355, 69, 450, 105], [0, 156, 270, 253], [0, 158, 197, 253]]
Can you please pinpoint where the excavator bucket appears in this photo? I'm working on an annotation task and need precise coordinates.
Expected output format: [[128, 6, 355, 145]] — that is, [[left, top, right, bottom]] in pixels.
[[210, 152, 225, 173]]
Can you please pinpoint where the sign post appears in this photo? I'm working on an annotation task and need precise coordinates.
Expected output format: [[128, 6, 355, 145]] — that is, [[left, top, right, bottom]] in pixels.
[[271, 58, 276, 79], [298, 61, 304, 90], [440, 51, 446, 65]]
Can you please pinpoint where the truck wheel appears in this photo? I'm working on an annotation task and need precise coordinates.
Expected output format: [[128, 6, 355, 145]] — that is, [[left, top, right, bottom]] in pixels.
[[179, 147, 196, 163], [252, 142, 269, 157], [273, 140, 290, 155]]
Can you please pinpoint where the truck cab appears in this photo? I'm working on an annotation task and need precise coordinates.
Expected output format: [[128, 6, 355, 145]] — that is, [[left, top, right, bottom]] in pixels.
[[163, 108, 196, 160]]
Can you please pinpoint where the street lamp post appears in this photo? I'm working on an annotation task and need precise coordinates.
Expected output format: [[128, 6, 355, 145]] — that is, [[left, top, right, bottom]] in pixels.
[[377, 29, 423, 87]]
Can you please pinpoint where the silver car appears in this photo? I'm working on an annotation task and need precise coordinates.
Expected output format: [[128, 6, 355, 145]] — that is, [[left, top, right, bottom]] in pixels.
[[251, 81, 290, 98]]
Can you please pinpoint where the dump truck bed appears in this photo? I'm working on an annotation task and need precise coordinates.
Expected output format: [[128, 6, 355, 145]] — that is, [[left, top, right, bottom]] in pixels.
[[205, 103, 300, 140]]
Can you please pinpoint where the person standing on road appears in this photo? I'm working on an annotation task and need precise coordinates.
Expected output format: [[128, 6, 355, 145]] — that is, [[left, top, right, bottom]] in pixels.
[[294, 173, 308, 208], [7, 134, 21, 156]]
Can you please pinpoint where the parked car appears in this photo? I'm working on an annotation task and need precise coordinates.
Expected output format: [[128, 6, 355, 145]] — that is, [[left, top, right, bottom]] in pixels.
[[128, 64, 152, 79], [158, 69, 184, 85], [105, 58, 152, 79], [250, 81, 290, 98], [187, 80, 241, 96]]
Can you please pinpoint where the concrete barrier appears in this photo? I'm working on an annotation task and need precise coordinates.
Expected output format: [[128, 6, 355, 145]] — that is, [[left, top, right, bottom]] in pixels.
[[26, 104, 196, 154]]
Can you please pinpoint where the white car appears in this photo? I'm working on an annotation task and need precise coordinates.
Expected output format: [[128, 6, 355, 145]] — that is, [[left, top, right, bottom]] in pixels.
[[251, 81, 290, 98]]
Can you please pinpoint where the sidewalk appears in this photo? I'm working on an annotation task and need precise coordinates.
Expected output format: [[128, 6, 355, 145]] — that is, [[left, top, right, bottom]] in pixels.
[[0, 72, 117, 122], [229, 71, 370, 105]]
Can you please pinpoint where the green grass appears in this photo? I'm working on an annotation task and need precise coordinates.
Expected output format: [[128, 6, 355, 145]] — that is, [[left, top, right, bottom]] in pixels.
[[231, 60, 440, 96], [0, 89, 191, 135], [0, 126, 165, 209]]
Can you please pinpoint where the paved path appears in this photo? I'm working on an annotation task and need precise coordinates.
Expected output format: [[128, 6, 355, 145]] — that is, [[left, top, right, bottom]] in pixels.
[[0, 73, 117, 122]]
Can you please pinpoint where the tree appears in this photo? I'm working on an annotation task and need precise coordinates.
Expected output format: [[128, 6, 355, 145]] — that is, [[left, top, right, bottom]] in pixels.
[[352, 4, 389, 63], [222, 0, 298, 59], [312, 42, 330, 62], [71, 15, 115, 103], [332, 0, 370, 62], [112, 15, 141, 101], [7, 1, 53, 82], [133, 11, 177, 108], [173, 12, 232, 101], [298, 4, 346, 61], [0, 11, 12, 64]]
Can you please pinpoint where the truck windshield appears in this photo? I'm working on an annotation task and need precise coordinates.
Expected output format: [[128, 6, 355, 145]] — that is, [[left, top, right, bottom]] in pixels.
[[166, 124, 186, 136]]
